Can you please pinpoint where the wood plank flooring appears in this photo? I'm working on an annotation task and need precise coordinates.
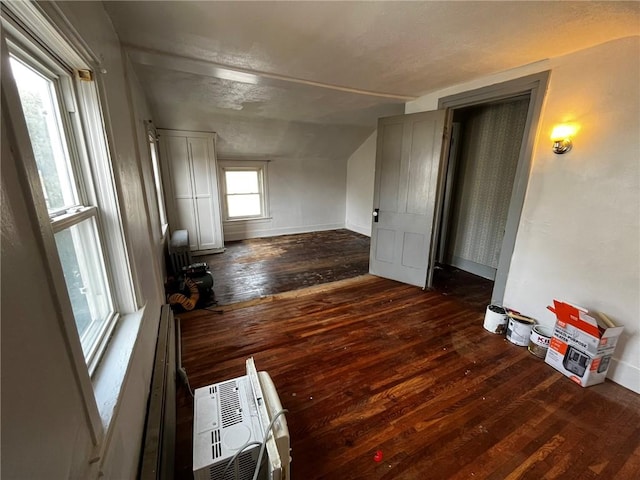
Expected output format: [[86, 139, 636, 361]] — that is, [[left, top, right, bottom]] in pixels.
[[175, 275, 640, 479], [196, 229, 370, 306]]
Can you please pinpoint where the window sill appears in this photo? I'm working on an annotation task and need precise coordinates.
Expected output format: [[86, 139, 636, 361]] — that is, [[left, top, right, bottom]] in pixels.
[[91, 305, 145, 432], [223, 216, 272, 224]]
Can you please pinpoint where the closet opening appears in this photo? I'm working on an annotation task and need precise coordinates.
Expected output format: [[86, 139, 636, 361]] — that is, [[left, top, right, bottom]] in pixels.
[[432, 94, 531, 307]]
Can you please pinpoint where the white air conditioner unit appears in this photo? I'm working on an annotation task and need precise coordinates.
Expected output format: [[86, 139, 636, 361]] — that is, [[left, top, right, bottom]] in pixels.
[[193, 358, 291, 480]]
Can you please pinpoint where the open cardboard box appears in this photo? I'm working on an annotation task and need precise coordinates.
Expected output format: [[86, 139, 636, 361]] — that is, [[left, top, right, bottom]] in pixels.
[[545, 300, 624, 387]]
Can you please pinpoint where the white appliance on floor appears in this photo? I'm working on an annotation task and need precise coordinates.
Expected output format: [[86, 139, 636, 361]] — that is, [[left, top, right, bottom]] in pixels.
[[193, 358, 290, 480]]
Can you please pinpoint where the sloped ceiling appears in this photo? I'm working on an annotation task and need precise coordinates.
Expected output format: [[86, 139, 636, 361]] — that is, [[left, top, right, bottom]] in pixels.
[[103, 1, 639, 160]]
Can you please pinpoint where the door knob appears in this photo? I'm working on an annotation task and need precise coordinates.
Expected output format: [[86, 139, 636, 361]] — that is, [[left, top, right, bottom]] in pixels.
[[373, 208, 379, 223]]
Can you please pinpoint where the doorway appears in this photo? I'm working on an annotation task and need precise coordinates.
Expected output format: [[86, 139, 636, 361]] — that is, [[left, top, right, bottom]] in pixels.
[[431, 72, 550, 304]]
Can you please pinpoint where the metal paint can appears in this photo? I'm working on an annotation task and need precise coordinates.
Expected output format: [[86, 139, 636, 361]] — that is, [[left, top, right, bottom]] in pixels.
[[506, 313, 536, 346], [483, 304, 508, 334], [528, 325, 553, 358]]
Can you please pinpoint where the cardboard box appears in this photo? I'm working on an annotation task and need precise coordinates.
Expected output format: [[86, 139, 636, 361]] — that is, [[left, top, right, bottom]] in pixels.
[[545, 300, 624, 387]]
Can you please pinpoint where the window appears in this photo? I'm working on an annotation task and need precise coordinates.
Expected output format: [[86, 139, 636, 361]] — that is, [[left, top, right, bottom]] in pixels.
[[147, 127, 168, 232], [220, 161, 269, 221], [7, 35, 128, 373]]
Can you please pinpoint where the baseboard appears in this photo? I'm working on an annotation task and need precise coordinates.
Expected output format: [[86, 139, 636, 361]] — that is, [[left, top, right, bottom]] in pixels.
[[449, 255, 496, 281], [607, 357, 640, 394], [192, 247, 225, 256], [223, 222, 345, 242], [345, 222, 371, 237]]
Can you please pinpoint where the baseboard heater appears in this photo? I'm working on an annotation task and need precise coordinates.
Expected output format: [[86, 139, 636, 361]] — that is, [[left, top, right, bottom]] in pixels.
[[139, 304, 176, 480]]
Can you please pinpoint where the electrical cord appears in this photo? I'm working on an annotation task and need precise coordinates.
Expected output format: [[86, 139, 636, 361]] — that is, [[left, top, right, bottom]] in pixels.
[[178, 367, 194, 397], [204, 307, 225, 314], [251, 409, 289, 480], [221, 440, 262, 480]]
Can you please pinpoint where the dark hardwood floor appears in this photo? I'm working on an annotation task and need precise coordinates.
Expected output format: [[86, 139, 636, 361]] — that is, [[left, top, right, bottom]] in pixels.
[[196, 229, 371, 306], [432, 263, 495, 313], [175, 274, 640, 479], [195, 229, 493, 311]]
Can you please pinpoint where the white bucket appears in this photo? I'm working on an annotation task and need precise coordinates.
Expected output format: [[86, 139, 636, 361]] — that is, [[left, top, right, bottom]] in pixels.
[[528, 325, 553, 358], [506, 313, 536, 346], [483, 304, 508, 334]]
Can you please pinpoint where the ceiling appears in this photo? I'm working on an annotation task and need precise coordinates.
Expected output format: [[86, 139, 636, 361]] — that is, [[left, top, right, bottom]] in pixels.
[[103, 1, 639, 161]]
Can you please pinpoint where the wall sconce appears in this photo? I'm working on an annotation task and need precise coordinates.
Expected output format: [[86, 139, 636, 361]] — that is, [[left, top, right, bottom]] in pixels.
[[551, 124, 578, 154]]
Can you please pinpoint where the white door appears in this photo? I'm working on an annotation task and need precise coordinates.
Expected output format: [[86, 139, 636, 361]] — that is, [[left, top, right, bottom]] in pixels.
[[159, 130, 224, 251], [369, 110, 447, 287]]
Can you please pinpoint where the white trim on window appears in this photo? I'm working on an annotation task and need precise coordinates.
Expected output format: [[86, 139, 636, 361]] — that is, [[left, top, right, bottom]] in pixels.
[[74, 74, 137, 313], [1, 1, 138, 450], [147, 124, 169, 234], [1, 34, 104, 447], [219, 160, 270, 222]]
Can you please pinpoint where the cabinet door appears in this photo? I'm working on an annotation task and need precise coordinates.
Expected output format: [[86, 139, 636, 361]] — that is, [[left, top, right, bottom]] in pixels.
[[189, 137, 219, 250], [165, 136, 198, 249], [159, 130, 224, 251]]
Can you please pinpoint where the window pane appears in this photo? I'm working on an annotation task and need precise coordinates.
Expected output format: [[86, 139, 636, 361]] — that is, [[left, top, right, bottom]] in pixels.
[[227, 194, 262, 217], [225, 170, 259, 194], [10, 57, 78, 214], [54, 217, 113, 358]]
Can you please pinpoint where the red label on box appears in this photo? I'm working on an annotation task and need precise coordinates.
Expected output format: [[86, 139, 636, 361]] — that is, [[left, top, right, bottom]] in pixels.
[[550, 337, 567, 354]]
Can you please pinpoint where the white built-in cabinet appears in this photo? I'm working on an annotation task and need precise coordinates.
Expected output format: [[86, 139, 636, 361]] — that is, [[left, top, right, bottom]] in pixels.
[[157, 130, 224, 251]]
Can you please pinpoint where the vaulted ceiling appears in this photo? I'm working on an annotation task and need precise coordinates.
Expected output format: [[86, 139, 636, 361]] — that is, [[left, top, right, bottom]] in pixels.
[[103, 1, 639, 161]]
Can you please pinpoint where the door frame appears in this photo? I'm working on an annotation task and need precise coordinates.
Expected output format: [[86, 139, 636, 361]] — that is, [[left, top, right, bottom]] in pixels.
[[431, 71, 550, 303]]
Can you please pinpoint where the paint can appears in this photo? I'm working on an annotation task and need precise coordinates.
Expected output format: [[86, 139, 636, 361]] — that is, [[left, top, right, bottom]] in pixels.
[[506, 313, 536, 346], [528, 325, 553, 358], [483, 304, 508, 334]]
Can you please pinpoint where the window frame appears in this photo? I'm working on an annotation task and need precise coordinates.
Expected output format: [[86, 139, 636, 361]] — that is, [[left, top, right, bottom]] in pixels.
[[2, 1, 138, 445], [146, 124, 169, 235], [219, 160, 270, 222], [9, 50, 122, 371]]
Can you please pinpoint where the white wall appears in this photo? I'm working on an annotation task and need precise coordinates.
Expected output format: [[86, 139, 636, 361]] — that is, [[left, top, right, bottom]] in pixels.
[[223, 153, 348, 241], [1, 2, 166, 478], [126, 55, 168, 286], [1, 115, 98, 479], [405, 36, 640, 393], [148, 89, 376, 241], [345, 131, 377, 236]]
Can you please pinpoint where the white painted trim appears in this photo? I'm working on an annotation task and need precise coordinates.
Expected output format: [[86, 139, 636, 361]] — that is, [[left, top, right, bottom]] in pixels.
[[449, 256, 496, 281], [50, 206, 96, 233], [92, 307, 144, 429], [92, 306, 145, 463], [223, 222, 345, 242], [345, 222, 371, 237], [436, 71, 551, 304], [2, 0, 93, 70], [218, 160, 270, 222], [607, 357, 640, 394], [126, 45, 416, 101], [88, 63, 143, 311], [1, 31, 104, 446], [156, 128, 218, 140]]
